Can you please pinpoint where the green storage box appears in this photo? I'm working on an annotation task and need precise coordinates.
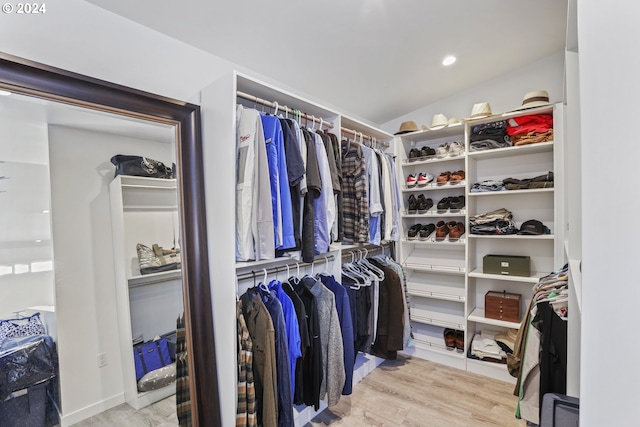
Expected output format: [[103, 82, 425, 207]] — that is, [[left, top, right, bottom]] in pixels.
[[483, 254, 531, 277]]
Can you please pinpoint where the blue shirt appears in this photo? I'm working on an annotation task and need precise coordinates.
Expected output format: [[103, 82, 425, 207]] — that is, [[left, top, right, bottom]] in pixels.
[[261, 114, 296, 250], [318, 274, 355, 395], [269, 279, 302, 396]]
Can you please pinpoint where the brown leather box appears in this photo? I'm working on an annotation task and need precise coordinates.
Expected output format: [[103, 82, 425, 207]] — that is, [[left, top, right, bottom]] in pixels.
[[485, 291, 521, 323]]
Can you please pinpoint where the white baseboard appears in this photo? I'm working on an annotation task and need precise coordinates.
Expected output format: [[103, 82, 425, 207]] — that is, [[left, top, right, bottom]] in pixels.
[[60, 392, 125, 427]]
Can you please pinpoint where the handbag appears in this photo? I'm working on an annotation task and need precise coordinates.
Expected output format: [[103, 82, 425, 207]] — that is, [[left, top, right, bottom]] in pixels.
[[110, 154, 174, 179], [133, 338, 171, 381], [136, 243, 181, 275]]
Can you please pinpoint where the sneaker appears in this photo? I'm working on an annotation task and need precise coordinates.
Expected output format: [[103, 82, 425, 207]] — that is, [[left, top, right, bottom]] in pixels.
[[449, 195, 465, 211], [436, 143, 449, 158], [407, 194, 418, 214], [406, 174, 417, 188], [449, 141, 465, 156], [416, 195, 433, 213], [436, 196, 451, 213], [408, 148, 420, 162], [419, 223, 436, 241], [408, 223, 422, 240], [421, 146, 436, 158], [417, 172, 433, 186]]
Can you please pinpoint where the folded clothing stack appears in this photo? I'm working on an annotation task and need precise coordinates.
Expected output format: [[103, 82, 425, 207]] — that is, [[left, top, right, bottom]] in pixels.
[[469, 208, 518, 235], [470, 180, 506, 193], [468, 331, 507, 362], [469, 120, 511, 151], [503, 171, 554, 190], [507, 114, 554, 146]]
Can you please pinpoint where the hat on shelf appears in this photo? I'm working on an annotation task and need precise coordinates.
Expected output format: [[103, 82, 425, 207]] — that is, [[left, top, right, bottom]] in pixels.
[[465, 102, 494, 120], [517, 219, 550, 235], [429, 113, 448, 130], [447, 117, 462, 127], [495, 328, 518, 352], [512, 90, 551, 111], [395, 120, 420, 135]]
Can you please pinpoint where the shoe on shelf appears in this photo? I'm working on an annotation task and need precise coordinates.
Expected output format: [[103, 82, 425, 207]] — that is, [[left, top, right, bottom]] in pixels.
[[449, 195, 465, 211], [407, 194, 418, 214], [449, 141, 465, 156], [449, 170, 465, 184], [419, 223, 436, 241], [406, 174, 417, 188], [455, 330, 465, 353], [435, 220, 449, 241], [416, 194, 433, 213], [444, 328, 456, 350], [448, 222, 466, 241], [436, 143, 449, 158], [417, 172, 433, 187], [421, 146, 436, 158], [437, 171, 451, 185], [437, 196, 451, 213], [408, 148, 420, 162], [408, 223, 422, 240]]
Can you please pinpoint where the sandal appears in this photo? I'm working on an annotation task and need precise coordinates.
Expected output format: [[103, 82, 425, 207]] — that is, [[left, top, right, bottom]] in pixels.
[[436, 171, 451, 185]]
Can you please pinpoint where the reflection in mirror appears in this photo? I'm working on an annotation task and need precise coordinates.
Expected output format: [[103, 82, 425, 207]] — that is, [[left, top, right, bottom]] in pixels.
[[0, 91, 187, 426]]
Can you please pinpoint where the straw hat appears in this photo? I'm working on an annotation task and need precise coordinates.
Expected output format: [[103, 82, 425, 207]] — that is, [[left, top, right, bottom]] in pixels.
[[512, 90, 551, 111], [465, 102, 493, 120], [495, 328, 518, 351], [394, 120, 419, 135], [429, 113, 448, 130], [447, 117, 462, 127]]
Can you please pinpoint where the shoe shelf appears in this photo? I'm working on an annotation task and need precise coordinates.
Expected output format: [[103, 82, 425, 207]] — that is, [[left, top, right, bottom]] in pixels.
[[407, 288, 465, 303], [403, 263, 466, 275], [467, 234, 554, 240], [468, 268, 546, 283], [411, 337, 465, 358], [401, 155, 465, 167], [410, 313, 466, 331], [401, 209, 466, 218], [467, 307, 522, 329], [468, 187, 554, 197], [128, 269, 182, 288], [467, 141, 554, 161], [402, 181, 465, 192], [402, 237, 466, 245]]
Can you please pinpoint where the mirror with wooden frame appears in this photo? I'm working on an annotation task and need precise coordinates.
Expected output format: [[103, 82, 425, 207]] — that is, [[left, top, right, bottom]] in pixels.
[[0, 53, 220, 426]]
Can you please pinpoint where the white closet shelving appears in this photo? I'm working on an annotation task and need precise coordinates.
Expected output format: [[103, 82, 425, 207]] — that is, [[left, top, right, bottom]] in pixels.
[[396, 103, 565, 383], [394, 123, 468, 371], [202, 71, 394, 427], [109, 175, 182, 410]]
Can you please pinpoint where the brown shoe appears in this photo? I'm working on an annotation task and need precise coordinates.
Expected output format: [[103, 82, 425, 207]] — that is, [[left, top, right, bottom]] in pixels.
[[443, 328, 456, 350], [455, 330, 465, 353], [449, 222, 465, 241], [435, 220, 448, 241], [436, 171, 451, 185], [450, 170, 465, 184]]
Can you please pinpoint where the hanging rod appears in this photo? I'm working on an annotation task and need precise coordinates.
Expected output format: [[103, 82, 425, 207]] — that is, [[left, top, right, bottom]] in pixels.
[[236, 90, 335, 129], [236, 254, 336, 282], [340, 127, 390, 147], [341, 243, 390, 260]]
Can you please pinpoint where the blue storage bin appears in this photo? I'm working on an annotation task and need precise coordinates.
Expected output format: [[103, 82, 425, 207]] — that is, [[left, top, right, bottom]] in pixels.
[[0, 380, 48, 427]]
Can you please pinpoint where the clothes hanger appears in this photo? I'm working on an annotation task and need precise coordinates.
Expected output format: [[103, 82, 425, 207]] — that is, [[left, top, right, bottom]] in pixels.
[[272, 101, 279, 116], [319, 118, 323, 131]]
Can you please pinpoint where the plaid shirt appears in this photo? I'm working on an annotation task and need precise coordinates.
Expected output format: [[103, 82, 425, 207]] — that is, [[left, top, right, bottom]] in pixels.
[[341, 141, 369, 243], [176, 313, 192, 427], [237, 301, 257, 427]]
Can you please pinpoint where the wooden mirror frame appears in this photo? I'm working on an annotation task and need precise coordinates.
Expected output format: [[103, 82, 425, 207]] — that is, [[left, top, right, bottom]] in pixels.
[[0, 52, 220, 426]]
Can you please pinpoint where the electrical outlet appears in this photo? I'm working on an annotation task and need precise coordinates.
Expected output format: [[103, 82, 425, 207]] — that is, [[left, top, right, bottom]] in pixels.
[[97, 352, 107, 368]]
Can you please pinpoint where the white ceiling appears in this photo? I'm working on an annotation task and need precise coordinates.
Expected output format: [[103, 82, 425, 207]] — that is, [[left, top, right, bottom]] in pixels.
[[86, 0, 568, 124]]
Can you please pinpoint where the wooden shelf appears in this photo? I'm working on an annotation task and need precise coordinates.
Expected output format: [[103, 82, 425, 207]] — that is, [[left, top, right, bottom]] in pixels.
[[468, 187, 554, 196], [467, 307, 522, 329], [468, 268, 545, 283], [467, 141, 553, 160]]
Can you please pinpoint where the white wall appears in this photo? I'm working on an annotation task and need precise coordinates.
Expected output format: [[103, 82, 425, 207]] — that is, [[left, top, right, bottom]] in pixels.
[[48, 124, 174, 424], [577, 1, 640, 425], [381, 51, 565, 135]]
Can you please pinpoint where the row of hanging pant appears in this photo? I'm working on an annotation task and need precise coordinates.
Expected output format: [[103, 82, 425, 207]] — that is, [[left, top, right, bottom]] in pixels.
[[507, 264, 569, 426], [236, 254, 410, 427], [235, 105, 402, 265]]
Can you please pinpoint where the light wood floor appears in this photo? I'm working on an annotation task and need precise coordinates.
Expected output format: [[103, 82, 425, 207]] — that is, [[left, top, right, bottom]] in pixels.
[[71, 355, 525, 427], [305, 355, 527, 427]]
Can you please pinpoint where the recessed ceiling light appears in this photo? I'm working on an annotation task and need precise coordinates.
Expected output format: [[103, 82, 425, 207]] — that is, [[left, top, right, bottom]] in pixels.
[[42, 210, 50, 214], [442, 56, 457, 66], [0, 90, 11, 96], [35, 239, 42, 243]]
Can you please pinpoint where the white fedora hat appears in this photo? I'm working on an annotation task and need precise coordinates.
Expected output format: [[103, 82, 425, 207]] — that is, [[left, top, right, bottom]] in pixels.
[[465, 102, 493, 120], [429, 113, 448, 130], [512, 90, 551, 111], [447, 117, 462, 127]]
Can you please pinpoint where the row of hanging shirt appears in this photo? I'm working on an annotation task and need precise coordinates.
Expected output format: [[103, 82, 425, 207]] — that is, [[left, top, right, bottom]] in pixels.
[[235, 251, 409, 427], [235, 103, 402, 264]]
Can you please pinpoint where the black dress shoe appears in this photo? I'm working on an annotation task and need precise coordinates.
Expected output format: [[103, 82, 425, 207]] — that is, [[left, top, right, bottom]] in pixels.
[[437, 196, 451, 212], [449, 195, 465, 211]]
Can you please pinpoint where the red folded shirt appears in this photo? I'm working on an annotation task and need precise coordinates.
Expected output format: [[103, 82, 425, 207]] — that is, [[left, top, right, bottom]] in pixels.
[[506, 114, 553, 136]]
